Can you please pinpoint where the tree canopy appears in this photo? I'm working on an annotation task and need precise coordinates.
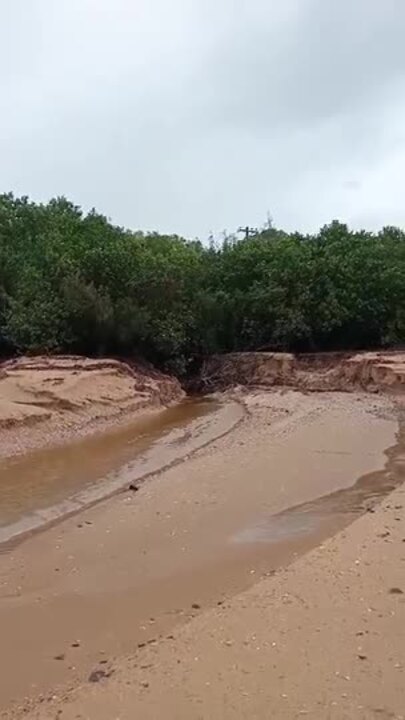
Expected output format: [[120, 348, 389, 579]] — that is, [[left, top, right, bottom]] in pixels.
[[1, 193, 404, 374]]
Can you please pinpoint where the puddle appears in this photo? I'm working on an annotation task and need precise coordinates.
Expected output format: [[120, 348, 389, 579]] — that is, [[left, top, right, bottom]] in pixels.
[[232, 430, 405, 547], [0, 398, 244, 544], [234, 511, 319, 544]]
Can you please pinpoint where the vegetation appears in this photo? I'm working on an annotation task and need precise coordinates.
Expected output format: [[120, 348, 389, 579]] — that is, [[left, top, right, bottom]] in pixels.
[[1, 193, 404, 375]]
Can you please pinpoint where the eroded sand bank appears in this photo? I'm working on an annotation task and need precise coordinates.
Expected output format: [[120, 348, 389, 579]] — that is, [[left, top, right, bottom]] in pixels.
[[0, 389, 403, 718], [0, 356, 184, 458]]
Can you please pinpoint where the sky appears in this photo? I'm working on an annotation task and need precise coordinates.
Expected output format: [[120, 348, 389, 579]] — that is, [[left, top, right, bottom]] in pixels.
[[1, 0, 405, 240]]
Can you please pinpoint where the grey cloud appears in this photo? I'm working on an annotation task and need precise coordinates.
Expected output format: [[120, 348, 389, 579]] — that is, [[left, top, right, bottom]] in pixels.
[[189, 0, 405, 132], [1, 0, 405, 238]]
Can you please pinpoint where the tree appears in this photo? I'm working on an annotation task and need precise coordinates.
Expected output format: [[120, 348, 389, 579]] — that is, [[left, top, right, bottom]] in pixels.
[[1, 193, 404, 372]]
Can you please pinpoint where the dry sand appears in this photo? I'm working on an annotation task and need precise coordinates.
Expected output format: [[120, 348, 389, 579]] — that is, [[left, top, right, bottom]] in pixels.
[[0, 388, 404, 719], [0, 356, 183, 458]]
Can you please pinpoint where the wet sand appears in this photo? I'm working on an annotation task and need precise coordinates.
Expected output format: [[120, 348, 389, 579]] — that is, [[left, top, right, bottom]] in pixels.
[[0, 390, 402, 717], [31, 470, 405, 720], [0, 398, 242, 544]]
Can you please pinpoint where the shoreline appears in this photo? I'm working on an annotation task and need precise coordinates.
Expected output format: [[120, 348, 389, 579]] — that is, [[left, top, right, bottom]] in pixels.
[[0, 398, 245, 548], [2, 350, 405, 461], [0, 389, 402, 716], [0, 396, 181, 461], [0, 355, 184, 460]]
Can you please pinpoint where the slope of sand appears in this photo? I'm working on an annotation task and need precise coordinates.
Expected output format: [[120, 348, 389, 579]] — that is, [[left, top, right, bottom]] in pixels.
[[201, 350, 405, 393], [0, 356, 184, 457], [0, 389, 403, 718]]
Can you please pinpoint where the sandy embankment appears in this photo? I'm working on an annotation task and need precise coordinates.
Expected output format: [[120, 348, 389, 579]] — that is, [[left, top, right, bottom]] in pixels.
[[1, 350, 404, 459], [0, 356, 184, 458], [200, 350, 405, 393], [0, 386, 404, 719]]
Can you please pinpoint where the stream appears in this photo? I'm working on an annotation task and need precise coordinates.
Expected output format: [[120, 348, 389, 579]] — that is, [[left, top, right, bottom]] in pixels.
[[0, 398, 243, 545], [0, 393, 403, 708]]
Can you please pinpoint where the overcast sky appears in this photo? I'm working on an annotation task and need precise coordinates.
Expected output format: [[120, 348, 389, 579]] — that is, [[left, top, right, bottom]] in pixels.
[[1, 0, 405, 239]]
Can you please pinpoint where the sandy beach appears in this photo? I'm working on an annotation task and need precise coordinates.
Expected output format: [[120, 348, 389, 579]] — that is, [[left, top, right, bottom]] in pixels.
[[0, 387, 403, 718]]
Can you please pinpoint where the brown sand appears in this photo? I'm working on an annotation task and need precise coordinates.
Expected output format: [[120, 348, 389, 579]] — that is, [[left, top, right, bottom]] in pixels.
[[0, 356, 184, 458], [26, 476, 405, 720], [2, 351, 404, 460], [0, 389, 403, 718], [201, 350, 405, 393]]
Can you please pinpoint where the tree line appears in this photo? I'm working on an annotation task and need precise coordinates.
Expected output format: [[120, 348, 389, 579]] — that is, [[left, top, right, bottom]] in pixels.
[[1, 193, 404, 375]]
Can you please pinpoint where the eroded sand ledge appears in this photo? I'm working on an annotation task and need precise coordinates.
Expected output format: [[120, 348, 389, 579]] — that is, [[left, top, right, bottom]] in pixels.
[[2, 351, 405, 459], [0, 387, 403, 719], [0, 356, 184, 458], [200, 350, 405, 392]]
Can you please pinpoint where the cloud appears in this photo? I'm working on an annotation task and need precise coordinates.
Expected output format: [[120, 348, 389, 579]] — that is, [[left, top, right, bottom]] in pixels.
[[198, 0, 405, 130], [1, 0, 405, 238]]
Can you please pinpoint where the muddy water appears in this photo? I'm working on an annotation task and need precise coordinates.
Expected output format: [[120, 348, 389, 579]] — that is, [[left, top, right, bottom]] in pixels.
[[0, 395, 403, 711], [0, 398, 242, 544], [232, 443, 405, 547]]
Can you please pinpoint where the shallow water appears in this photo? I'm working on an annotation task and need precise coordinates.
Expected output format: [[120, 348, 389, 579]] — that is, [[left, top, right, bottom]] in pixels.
[[232, 435, 405, 546], [0, 394, 403, 709], [0, 398, 242, 543], [232, 450, 404, 546]]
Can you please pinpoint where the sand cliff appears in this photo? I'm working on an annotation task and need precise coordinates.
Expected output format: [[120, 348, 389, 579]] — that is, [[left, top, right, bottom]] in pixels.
[[200, 350, 405, 393]]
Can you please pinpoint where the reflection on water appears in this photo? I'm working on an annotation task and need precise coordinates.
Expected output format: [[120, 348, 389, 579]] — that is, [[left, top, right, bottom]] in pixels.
[[0, 399, 221, 535]]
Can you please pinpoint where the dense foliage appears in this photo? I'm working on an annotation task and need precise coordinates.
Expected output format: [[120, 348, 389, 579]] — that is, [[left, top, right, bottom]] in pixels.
[[1, 193, 404, 374]]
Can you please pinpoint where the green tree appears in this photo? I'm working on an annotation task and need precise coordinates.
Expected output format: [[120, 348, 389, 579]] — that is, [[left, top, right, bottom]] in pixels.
[[1, 193, 404, 373]]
